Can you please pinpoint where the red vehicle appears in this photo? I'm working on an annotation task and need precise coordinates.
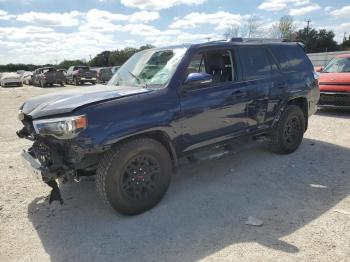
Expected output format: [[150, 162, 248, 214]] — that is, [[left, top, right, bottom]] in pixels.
[[317, 54, 350, 108]]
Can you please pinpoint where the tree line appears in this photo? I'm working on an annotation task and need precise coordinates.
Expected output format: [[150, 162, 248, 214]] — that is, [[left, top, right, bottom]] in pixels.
[[225, 15, 350, 53], [0, 44, 154, 72]]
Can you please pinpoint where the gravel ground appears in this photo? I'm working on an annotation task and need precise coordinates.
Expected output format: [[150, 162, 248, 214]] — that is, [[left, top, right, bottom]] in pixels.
[[0, 85, 349, 262]]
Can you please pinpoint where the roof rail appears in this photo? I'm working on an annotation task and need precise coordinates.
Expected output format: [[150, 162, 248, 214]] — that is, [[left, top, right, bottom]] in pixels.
[[229, 38, 287, 43]]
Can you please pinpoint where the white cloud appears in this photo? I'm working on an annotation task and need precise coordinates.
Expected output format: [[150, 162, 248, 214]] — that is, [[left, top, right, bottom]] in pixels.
[[130, 11, 160, 23], [330, 5, 350, 18], [289, 4, 321, 16], [121, 0, 207, 10], [79, 9, 160, 32], [17, 11, 81, 27], [324, 6, 332, 12], [258, 0, 310, 11], [0, 9, 15, 20], [169, 11, 243, 30]]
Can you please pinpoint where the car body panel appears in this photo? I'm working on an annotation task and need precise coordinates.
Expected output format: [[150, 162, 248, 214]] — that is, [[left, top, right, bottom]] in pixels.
[[318, 55, 350, 107], [21, 85, 151, 119]]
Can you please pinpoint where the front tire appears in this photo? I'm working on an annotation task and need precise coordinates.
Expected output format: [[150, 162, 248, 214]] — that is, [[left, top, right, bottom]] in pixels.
[[96, 138, 172, 215], [268, 105, 305, 154]]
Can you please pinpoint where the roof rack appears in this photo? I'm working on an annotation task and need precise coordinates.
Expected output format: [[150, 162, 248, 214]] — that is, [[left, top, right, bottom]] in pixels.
[[229, 38, 287, 43]]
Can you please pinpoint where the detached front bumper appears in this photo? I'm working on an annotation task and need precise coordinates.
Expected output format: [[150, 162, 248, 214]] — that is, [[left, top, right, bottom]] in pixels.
[[319, 91, 350, 109]]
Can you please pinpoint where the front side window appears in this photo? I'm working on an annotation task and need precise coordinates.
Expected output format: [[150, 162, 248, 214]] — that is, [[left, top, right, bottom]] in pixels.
[[240, 47, 272, 80], [108, 48, 187, 89], [186, 49, 236, 86], [323, 57, 350, 73]]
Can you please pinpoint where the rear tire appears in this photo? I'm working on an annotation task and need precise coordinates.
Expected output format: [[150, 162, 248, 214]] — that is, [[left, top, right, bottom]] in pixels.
[[268, 105, 305, 154], [96, 138, 172, 215]]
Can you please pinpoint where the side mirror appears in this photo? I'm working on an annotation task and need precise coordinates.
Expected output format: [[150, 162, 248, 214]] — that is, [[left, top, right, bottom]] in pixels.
[[184, 72, 212, 88]]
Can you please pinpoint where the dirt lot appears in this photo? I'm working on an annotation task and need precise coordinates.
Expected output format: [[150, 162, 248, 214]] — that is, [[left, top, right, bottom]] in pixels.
[[0, 85, 349, 262]]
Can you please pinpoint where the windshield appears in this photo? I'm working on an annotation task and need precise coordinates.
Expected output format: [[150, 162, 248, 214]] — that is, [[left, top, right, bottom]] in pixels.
[[323, 57, 350, 73], [108, 48, 187, 88]]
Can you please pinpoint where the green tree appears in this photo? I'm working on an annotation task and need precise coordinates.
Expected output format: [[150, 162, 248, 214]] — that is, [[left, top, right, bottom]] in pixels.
[[341, 36, 350, 51], [57, 60, 87, 69], [295, 27, 339, 53]]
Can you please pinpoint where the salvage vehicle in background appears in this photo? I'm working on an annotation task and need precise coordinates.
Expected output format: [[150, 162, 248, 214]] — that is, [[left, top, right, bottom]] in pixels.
[[316, 54, 350, 108], [92, 67, 113, 83], [57, 69, 67, 77], [32, 67, 65, 87], [17, 39, 319, 215], [66, 65, 97, 86], [111, 66, 120, 74], [21, 71, 33, 85], [1, 72, 22, 87]]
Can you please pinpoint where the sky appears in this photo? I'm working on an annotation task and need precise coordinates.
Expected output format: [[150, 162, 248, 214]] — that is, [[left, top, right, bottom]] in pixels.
[[0, 0, 349, 65]]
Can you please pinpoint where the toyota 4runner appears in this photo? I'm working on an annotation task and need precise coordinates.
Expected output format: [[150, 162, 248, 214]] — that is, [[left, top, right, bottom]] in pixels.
[[17, 39, 320, 215]]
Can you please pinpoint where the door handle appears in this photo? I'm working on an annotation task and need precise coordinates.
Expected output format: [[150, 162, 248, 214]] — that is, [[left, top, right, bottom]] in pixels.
[[232, 90, 247, 98]]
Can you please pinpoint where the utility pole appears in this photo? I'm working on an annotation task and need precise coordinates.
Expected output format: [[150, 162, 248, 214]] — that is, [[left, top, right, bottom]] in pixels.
[[206, 37, 211, 42], [343, 32, 347, 43], [305, 19, 311, 52], [305, 19, 311, 35], [224, 32, 230, 40]]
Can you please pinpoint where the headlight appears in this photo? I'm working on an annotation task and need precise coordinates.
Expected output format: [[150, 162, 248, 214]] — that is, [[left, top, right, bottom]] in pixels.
[[33, 115, 87, 139]]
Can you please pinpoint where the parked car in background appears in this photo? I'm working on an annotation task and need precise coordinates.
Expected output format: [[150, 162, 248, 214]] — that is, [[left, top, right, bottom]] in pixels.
[[66, 65, 97, 86], [21, 71, 33, 85], [32, 67, 65, 87], [316, 54, 350, 108], [1, 72, 22, 87], [92, 67, 113, 83], [111, 66, 120, 74], [18, 39, 319, 215]]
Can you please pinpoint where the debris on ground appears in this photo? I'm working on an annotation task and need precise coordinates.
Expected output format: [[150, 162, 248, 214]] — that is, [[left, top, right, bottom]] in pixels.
[[245, 216, 264, 227], [310, 184, 328, 189]]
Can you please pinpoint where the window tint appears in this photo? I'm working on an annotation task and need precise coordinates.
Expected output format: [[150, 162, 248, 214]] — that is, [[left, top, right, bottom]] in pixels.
[[269, 44, 313, 72], [240, 47, 273, 80]]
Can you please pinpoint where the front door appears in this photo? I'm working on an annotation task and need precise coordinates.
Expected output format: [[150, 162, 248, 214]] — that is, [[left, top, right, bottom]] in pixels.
[[179, 48, 250, 152]]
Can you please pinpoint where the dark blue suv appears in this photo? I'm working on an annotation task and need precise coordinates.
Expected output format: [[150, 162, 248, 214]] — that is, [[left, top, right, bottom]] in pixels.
[[17, 39, 320, 215]]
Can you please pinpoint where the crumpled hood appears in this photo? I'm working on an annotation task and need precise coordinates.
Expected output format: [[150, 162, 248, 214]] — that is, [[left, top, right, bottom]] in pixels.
[[22, 85, 150, 119]]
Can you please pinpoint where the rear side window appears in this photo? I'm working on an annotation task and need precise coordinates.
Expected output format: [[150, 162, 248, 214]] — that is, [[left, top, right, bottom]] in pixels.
[[240, 47, 274, 80], [269, 44, 313, 73]]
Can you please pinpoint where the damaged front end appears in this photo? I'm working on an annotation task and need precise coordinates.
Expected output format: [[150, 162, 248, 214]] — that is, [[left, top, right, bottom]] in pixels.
[[17, 112, 98, 204]]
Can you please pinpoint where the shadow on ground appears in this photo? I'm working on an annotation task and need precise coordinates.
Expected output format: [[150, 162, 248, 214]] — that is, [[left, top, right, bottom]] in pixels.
[[28, 138, 350, 262], [316, 108, 350, 119]]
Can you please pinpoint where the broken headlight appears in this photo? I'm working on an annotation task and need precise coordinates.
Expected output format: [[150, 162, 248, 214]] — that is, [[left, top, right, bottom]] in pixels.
[[33, 115, 87, 139]]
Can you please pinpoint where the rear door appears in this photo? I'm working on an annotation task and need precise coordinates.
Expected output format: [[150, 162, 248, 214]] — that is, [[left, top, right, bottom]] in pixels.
[[237, 46, 283, 131], [179, 47, 251, 152]]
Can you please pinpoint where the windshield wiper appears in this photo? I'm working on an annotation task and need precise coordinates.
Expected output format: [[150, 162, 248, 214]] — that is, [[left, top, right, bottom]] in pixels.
[[127, 70, 148, 89]]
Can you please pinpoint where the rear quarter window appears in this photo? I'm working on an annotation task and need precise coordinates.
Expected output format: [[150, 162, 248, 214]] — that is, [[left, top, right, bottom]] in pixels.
[[269, 44, 313, 73], [239, 47, 276, 80]]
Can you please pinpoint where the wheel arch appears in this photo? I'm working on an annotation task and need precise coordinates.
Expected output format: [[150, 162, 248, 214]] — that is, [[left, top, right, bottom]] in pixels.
[[111, 130, 178, 172], [287, 97, 308, 131]]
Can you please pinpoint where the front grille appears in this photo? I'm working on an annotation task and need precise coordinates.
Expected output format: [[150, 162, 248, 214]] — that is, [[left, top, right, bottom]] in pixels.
[[319, 93, 350, 107]]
